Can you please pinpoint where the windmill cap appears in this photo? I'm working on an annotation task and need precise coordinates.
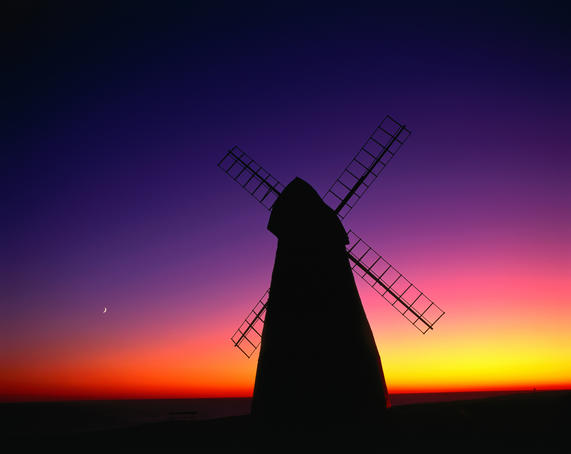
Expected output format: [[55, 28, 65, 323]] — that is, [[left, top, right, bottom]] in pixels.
[[267, 177, 348, 245]]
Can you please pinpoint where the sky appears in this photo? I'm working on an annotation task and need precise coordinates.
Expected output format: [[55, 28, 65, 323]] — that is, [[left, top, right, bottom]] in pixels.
[[2, 1, 570, 401]]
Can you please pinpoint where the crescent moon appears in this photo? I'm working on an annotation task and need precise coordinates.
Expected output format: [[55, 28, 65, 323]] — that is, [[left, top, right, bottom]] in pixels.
[[103, 307, 107, 314]]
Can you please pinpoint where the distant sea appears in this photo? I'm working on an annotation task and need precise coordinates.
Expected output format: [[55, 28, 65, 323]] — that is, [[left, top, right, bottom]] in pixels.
[[1, 391, 530, 434]]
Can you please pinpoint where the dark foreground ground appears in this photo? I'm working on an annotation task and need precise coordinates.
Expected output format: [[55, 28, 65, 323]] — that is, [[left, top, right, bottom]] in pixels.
[[3, 391, 570, 452]]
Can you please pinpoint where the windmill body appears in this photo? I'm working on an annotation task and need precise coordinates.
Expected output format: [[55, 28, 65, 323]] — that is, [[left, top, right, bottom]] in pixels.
[[218, 115, 446, 424], [251, 178, 390, 422]]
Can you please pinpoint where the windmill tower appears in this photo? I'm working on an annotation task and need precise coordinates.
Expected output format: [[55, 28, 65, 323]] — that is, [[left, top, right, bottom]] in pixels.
[[218, 115, 445, 424]]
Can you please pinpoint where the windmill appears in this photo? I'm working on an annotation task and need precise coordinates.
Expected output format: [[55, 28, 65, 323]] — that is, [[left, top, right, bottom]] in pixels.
[[218, 115, 445, 423]]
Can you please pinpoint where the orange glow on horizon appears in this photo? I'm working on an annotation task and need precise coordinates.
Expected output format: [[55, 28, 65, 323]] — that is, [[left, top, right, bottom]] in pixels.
[[3, 250, 569, 403]]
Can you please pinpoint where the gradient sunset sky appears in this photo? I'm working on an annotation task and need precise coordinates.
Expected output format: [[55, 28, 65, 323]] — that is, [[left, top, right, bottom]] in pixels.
[[2, 2, 570, 401]]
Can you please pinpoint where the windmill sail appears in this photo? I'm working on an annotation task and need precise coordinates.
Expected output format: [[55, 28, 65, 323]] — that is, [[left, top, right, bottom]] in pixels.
[[218, 116, 445, 360], [218, 146, 284, 210], [230, 290, 268, 358], [323, 115, 411, 219], [347, 230, 445, 333]]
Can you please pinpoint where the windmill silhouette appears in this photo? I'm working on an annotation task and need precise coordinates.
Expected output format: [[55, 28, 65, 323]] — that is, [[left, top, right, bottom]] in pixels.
[[218, 115, 445, 424]]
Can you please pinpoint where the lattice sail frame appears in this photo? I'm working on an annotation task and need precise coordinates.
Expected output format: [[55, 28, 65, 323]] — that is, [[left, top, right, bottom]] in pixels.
[[347, 230, 445, 333], [218, 146, 284, 210], [230, 290, 268, 358], [323, 115, 411, 219]]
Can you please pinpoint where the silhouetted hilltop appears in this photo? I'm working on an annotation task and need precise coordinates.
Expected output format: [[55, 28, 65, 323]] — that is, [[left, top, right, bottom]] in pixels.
[[3, 391, 569, 452]]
